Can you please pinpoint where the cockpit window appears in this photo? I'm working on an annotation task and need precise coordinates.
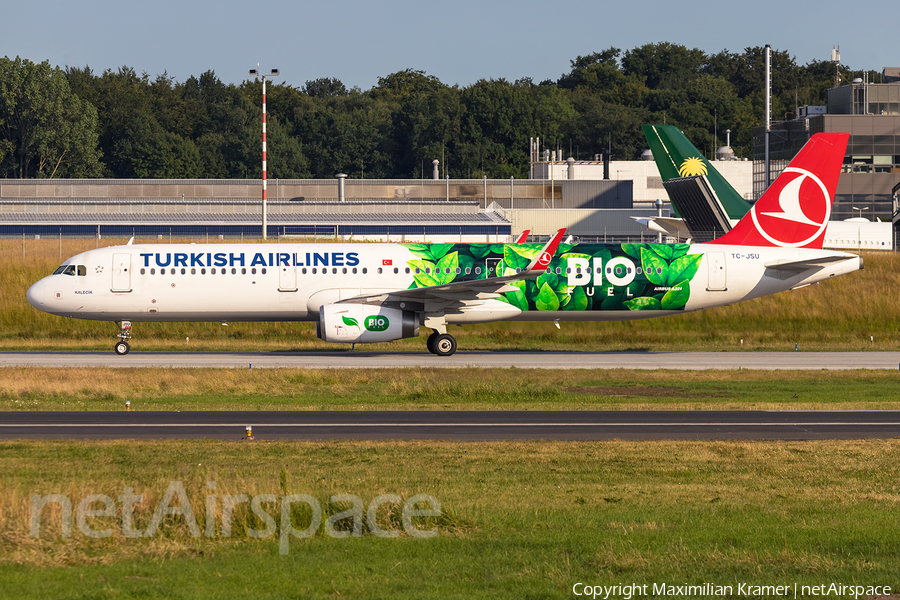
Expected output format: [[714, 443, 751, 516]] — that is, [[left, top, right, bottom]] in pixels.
[[53, 264, 85, 276]]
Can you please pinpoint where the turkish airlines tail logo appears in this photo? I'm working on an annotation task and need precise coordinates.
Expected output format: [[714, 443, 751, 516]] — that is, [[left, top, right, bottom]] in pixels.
[[711, 133, 848, 248]]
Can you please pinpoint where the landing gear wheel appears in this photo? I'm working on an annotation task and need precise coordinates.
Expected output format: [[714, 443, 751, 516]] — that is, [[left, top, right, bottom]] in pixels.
[[426, 331, 439, 354], [115, 320, 133, 356], [432, 333, 457, 357]]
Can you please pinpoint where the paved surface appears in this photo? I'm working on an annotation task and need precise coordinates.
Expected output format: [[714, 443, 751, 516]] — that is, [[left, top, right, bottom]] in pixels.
[[2, 351, 900, 369], [3, 411, 899, 441]]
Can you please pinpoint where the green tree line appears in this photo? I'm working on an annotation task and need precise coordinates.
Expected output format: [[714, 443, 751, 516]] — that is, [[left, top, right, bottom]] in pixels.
[[0, 44, 876, 180]]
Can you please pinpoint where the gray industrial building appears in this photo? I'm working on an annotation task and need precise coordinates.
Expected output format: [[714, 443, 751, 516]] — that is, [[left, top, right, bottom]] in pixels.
[[753, 68, 900, 223], [0, 177, 652, 242]]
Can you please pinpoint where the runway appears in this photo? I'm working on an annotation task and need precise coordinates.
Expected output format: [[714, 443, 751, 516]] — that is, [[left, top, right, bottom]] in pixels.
[[2, 411, 899, 441], [2, 351, 900, 370]]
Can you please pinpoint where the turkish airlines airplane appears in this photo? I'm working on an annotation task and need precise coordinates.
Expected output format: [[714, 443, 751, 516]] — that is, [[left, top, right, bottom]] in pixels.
[[27, 133, 859, 357]]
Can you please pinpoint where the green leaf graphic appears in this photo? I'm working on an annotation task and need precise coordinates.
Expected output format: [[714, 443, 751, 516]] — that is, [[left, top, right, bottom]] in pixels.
[[649, 244, 674, 260], [341, 315, 359, 327], [601, 289, 625, 310], [670, 244, 691, 260], [505, 280, 529, 311], [622, 243, 645, 259], [640, 248, 668, 285], [665, 254, 702, 287], [429, 243, 455, 262], [457, 253, 474, 277], [468, 244, 492, 259], [511, 243, 544, 260], [661, 280, 691, 310], [624, 296, 662, 311], [537, 272, 558, 290], [504, 245, 528, 271], [435, 252, 460, 284], [407, 259, 439, 287], [535, 282, 561, 311], [563, 286, 588, 311]]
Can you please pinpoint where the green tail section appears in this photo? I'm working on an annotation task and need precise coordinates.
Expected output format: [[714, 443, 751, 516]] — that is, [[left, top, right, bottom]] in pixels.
[[642, 124, 751, 220]]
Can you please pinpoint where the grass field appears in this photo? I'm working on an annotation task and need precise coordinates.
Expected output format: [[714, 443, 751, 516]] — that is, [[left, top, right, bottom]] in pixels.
[[1, 439, 899, 599], [4, 238, 900, 598], [0, 367, 899, 412], [3, 238, 900, 352]]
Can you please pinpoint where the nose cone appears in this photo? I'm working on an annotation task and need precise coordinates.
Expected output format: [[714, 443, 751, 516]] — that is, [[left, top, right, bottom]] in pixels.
[[26, 279, 46, 310]]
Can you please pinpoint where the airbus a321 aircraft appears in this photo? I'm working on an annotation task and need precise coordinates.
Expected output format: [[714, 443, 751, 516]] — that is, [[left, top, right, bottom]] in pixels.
[[28, 133, 860, 357]]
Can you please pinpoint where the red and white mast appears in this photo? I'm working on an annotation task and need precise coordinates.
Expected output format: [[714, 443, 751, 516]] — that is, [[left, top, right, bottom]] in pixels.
[[250, 65, 279, 239]]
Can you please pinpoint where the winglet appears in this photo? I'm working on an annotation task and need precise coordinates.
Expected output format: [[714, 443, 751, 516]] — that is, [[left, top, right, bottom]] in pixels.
[[526, 228, 566, 272], [515, 230, 531, 243]]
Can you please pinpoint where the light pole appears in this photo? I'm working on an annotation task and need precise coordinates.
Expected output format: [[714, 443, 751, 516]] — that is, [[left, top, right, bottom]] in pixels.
[[249, 66, 279, 239], [851, 206, 869, 219]]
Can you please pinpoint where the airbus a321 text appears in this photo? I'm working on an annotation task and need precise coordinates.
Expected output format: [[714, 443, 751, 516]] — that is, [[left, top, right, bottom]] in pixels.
[[27, 133, 860, 357]]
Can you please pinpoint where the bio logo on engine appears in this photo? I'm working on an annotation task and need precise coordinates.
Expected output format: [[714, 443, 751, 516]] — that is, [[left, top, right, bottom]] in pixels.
[[365, 316, 390, 332]]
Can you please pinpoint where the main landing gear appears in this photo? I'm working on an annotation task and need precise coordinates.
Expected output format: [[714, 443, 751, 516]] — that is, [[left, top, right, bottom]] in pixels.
[[115, 321, 132, 355], [426, 330, 457, 357]]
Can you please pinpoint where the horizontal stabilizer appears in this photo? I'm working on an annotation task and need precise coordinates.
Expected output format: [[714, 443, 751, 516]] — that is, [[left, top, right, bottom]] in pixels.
[[764, 255, 851, 272]]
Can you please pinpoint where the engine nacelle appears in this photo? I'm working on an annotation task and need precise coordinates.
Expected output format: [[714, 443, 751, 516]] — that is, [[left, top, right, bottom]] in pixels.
[[317, 304, 420, 344]]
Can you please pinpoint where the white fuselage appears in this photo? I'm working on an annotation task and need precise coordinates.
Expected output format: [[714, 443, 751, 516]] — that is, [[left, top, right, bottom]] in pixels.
[[26, 242, 862, 325]]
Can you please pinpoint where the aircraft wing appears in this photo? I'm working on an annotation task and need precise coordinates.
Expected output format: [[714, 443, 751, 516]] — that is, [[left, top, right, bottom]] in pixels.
[[338, 229, 566, 310]]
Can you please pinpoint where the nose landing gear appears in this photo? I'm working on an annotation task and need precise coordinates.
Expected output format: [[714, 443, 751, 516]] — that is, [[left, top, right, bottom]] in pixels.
[[115, 321, 132, 355]]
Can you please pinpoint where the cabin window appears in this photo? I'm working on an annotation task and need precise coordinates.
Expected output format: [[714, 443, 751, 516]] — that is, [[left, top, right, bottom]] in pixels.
[[415, 268, 420, 274], [241, 268, 246, 275], [312, 268, 317, 274], [352, 268, 357, 274], [62, 265, 76, 276], [378, 267, 383, 274], [140, 268, 146, 275], [53, 265, 67, 275], [261, 268, 267, 275], [555, 267, 561, 275], [160, 268, 166, 275], [465, 267, 471, 275], [201, 268, 206, 275], [475, 267, 482, 275], [342, 268, 347, 274], [231, 268, 237, 275], [332, 268, 337, 274], [150, 268, 156, 275], [302, 268, 307, 274], [516, 268, 521, 274], [191, 268, 196, 275], [393, 267, 398, 274], [405, 267, 410, 274], [77, 265, 87, 276], [456, 268, 461, 274], [363, 268, 367, 274], [181, 268, 186, 275], [656, 267, 662, 275], [566, 268, 571, 274]]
